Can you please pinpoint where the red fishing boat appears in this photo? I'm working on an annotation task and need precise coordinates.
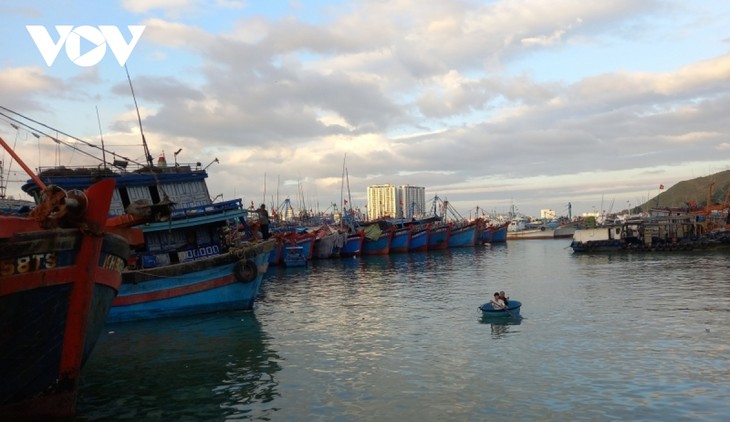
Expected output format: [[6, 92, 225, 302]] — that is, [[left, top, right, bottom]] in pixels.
[[0, 137, 135, 419]]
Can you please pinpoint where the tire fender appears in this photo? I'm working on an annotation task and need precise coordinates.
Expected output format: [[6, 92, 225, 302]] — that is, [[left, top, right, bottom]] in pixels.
[[233, 259, 258, 283]]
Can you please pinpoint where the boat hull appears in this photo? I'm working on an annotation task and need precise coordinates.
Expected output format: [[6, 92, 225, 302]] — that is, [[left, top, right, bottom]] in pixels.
[[1, 179, 127, 419], [362, 232, 392, 255], [389, 227, 412, 253], [489, 223, 508, 243], [340, 231, 364, 257], [448, 223, 477, 247], [108, 240, 274, 323], [507, 227, 555, 240], [427, 224, 450, 250], [408, 227, 430, 252], [478, 300, 522, 318]]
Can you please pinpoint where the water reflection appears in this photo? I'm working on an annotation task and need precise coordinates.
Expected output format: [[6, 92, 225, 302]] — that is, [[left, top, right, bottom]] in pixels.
[[479, 316, 523, 339], [77, 312, 280, 420]]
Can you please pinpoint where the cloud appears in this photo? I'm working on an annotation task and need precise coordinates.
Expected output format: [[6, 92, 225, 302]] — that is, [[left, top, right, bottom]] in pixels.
[[2, 0, 729, 217]]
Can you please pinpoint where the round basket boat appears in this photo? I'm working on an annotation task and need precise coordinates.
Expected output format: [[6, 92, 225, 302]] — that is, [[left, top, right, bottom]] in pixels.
[[478, 300, 522, 318]]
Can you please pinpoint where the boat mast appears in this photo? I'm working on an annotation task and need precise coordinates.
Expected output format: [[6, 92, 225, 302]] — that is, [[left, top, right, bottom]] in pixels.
[[340, 154, 346, 228], [95, 106, 107, 170], [125, 65, 154, 168]]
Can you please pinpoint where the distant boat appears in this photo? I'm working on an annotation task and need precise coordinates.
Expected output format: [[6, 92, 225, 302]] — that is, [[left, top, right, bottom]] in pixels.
[[478, 300, 522, 318], [569, 211, 730, 252], [269, 229, 315, 265], [283, 246, 307, 267], [340, 229, 364, 257], [427, 222, 450, 250], [553, 221, 580, 239], [390, 226, 412, 253], [408, 225, 430, 252], [482, 221, 509, 243], [506, 226, 556, 240], [1, 177, 132, 419], [361, 223, 392, 255], [312, 226, 346, 259], [447, 221, 478, 247]]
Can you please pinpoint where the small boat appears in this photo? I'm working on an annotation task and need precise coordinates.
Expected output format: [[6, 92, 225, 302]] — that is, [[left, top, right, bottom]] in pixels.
[[478, 300, 522, 318], [283, 246, 307, 267]]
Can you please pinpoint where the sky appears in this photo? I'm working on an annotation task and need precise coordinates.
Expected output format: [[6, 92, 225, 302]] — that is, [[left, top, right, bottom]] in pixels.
[[1, 0, 730, 219]]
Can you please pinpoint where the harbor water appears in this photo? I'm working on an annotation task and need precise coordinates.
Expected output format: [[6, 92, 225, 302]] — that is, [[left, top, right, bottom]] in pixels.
[[77, 240, 730, 421]]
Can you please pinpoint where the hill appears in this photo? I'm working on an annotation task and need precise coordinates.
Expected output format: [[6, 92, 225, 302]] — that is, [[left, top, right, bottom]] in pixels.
[[640, 169, 730, 211]]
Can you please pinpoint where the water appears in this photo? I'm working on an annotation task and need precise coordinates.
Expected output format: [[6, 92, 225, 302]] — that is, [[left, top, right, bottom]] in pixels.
[[77, 240, 730, 421]]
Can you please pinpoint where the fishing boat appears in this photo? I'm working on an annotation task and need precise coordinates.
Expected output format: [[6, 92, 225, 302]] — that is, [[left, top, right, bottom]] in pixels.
[[427, 222, 451, 250], [361, 222, 392, 255], [0, 140, 133, 418], [312, 226, 346, 259], [569, 216, 727, 253], [408, 224, 430, 252], [10, 104, 275, 322], [487, 222, 509, 243], [447, 220, 478, 247], [272, 230, 315, 265], [23, 162, 276, 322], [389, 225, 412, 253], [478, 300, 522, 318], [283, 246, 307, 267], [340, 229, 364, 257]]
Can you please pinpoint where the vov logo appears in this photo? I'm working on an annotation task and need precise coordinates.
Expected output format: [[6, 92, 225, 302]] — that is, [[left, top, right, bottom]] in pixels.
[[26, 25, 145, 67]]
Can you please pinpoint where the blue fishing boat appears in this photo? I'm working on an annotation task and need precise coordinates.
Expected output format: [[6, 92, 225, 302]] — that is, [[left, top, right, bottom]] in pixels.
[[340, 229, 364, 257], [389, 226, 412, 253], [447, 221, 478, 247], [427, 222, 451, 250], [408, 225, 430, 252], [486, 222, 509, 243], [478, 300, 522, 318], [22, 158, 275, 323], [283, 246, 307, 267], [361, 223, 392, 255]]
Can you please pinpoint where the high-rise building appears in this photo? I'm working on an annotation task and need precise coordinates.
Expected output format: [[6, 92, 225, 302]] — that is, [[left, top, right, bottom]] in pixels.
[[367, 184, 399, 220], [366, 184, 426, 220], [400, 185, 426, 220]]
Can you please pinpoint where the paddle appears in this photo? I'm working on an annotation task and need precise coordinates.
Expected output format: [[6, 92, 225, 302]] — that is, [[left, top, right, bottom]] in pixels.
[[502, 305, 517, 319]]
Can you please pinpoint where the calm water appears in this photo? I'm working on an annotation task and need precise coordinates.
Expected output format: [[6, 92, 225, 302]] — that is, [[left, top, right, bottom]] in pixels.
[[77, 240, 730, 421]]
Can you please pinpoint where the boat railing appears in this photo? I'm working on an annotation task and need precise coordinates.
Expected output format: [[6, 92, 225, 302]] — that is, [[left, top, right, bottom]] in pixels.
[[37, 162, 210, 177], [170, 198, 244, 220]]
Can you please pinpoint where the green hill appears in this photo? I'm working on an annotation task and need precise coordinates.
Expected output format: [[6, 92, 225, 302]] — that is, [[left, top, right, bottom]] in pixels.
[[641, 169, 730, 211]]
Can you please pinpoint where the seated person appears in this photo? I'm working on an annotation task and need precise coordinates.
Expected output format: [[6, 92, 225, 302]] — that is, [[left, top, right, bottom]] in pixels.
[[499, 291, 509, 306], [490, 292, 506, 310]]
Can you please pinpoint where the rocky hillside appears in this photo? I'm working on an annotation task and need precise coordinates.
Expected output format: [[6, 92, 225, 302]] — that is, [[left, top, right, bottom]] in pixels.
[[643, 169, 730, 210]]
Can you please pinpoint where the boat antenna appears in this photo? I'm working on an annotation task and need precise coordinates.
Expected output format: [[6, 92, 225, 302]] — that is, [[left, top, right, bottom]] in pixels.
[[95, 106, 107, 170], [340, 153, 346, 228], [125, 65, 154, 168]]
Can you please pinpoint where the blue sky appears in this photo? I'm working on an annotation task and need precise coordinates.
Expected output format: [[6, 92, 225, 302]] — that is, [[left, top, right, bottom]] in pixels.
[[1, 0, 730, 218]]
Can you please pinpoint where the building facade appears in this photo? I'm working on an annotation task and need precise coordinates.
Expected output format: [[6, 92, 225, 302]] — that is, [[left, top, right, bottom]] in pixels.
[[367, 184, 425, 220], [400, 185, 426, 220]]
